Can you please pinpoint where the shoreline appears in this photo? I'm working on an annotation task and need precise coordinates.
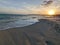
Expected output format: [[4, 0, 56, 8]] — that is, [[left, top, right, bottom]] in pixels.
[[0, 19, 60, 45], [0, 21, 38, 31]]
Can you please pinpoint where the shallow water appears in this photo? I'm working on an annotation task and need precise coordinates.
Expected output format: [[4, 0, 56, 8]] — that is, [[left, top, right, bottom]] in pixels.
[[0, 14, 44, 30]]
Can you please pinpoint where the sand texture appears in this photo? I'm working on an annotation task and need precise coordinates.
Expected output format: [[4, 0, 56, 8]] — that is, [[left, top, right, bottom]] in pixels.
[[0, 19, 60, 45]]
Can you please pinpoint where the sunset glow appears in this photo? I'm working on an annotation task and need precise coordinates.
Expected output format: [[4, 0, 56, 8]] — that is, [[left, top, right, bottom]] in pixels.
[[0, 0, 60, 14], [48, 10, 55, 15]]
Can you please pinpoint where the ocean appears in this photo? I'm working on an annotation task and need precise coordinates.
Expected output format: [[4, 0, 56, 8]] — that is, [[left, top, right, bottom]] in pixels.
[[0, 14, 44, 30]]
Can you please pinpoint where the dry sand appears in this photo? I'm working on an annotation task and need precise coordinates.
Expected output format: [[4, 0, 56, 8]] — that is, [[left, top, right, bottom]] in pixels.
[[0, 19, 60, 45]]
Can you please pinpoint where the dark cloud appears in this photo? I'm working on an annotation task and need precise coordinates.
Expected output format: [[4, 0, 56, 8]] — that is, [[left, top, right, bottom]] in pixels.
[[42, 0, 53, 7]]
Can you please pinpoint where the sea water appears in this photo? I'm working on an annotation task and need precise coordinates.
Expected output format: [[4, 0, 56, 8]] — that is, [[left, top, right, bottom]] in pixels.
[[0, 14, 44, 30]]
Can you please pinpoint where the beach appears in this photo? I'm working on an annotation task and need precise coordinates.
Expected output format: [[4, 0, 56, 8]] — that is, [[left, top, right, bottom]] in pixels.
[[0, 0, 60, 45], [0, 19, 60, 45]]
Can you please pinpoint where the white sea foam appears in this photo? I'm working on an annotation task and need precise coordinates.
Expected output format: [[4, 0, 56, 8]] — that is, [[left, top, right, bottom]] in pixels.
[[0, 14, 43, 30]]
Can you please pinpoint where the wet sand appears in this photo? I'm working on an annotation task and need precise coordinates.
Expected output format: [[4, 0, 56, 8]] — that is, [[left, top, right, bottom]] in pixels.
[[0, 19, 60, 45]]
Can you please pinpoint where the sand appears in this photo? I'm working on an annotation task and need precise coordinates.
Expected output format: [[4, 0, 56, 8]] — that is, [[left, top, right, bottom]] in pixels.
[[0, 19, 60, 45]]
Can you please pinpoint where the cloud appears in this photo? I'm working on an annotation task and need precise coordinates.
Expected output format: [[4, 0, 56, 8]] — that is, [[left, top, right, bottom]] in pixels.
[[0, 0, 60, 14], [41, 0, 53, 7]]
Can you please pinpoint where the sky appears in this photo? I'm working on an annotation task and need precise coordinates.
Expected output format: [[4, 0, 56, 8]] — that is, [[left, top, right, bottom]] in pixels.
[[0, 0, 60, 14]]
